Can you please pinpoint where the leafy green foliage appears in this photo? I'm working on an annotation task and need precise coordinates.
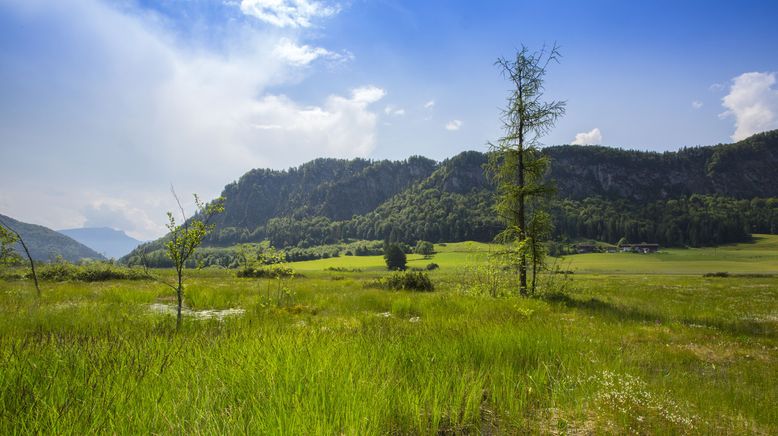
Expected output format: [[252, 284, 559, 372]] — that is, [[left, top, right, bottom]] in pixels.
[[414, 240, 434, 257], [381, 270, 434, 291], [37, 259, 148, 282], [236, 265, 294, 279], [158, 193, 224, 327], [384, 243, 407, 271], [0, 225, 21, 266]]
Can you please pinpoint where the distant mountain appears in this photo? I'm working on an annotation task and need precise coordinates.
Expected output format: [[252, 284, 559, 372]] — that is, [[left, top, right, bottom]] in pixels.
[[58, 227, 142, 259], [125, 130, 778, 261], [0, 214, 105, 262]]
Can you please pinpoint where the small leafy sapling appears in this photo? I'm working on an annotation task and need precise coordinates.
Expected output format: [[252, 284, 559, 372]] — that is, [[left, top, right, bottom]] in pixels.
[[163, 189, 225, 328]]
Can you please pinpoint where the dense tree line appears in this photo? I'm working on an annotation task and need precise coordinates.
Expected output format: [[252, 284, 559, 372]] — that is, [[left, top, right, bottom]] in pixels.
[[198, 194, 778, 250], [551, 195, 777, 246]]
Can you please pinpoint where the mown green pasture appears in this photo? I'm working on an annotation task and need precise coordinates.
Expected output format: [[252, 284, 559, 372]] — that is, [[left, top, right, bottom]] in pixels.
[[1, 236, 776, 433]]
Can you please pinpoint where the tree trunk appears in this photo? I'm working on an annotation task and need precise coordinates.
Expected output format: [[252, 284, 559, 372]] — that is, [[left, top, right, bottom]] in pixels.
[[530, 238, 538, 295], [19, 238, 40, 298], [517, 145, 527, 296], [176, 268, 183, 329]]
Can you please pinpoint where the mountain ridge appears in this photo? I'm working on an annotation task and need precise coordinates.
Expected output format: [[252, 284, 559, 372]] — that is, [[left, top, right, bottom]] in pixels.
[[126, 130, 778, 260], [0, 214, 105, 262]]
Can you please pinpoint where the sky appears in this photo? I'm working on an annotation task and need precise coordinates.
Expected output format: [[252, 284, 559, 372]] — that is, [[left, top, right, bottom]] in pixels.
[[1, 0, 777, 240]]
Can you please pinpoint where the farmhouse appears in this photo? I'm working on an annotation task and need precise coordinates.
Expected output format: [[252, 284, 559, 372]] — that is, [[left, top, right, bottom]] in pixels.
[[620, 243, 659, 253]]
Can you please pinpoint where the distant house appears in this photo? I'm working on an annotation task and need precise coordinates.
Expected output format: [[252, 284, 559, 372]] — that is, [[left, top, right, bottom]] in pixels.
[[620, 243, 659, 254], [574, 243, 597, 254]]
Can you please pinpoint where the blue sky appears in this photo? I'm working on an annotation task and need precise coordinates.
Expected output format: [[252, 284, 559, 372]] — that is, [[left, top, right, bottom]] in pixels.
[[1, 0, 777, 239]]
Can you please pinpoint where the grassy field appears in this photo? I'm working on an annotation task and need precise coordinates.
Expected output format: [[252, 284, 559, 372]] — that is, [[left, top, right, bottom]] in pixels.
[[1, 237, 777, 433]]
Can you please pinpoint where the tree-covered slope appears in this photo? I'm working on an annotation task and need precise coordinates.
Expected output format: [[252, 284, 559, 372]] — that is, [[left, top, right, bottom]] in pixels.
[[0, 214, 105, 262], [126, 130, 778, 259], [212, 156, 437, 231], [546, 130, 778, 201]]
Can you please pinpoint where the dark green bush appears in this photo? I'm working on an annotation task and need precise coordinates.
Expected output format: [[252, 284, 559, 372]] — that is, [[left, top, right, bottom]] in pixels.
[[383, 271, 434, 292], [703, 272, 730, 278], [384, 243, 407, 271], [425, 263, 439, 270]]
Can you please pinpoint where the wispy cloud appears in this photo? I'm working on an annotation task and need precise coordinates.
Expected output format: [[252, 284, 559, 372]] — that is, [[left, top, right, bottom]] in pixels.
[[0, 0, 380, 239], [424, 100, 435, 109], [239, 0, 339, 28], [273, 38, 352, 66], [445, 119, 462, 131], [571, 128, 602, 145], [720, 72, 778, 141], [384, 105, 405, 116], [692, 100, 703, 109]]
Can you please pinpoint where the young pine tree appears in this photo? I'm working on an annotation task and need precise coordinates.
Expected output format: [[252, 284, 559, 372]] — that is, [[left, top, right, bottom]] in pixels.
[[487, 45, 565, 296]]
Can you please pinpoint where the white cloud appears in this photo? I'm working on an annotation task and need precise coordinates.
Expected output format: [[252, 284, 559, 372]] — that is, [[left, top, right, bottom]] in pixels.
[[384, 105, 405, 116], [721, 72, 778, 141], [351, 86, 386, 104], [571, 128, 602, 145], [240, 0, 339, 28], [692, 100, 703, 109], [0, 0, 381, 239], [273, 37, 351, 66], [247, 88, 385, 157], [424, 100, 435, 109], [445, 120, 462, 131]]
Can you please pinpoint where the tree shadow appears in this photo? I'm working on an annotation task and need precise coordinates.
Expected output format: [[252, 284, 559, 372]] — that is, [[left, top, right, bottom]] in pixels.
[[543, 292, 775, 338]]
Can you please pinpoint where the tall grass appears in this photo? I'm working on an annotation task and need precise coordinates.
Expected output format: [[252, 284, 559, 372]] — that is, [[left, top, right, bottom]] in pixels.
[[1, 246, 777, 433]]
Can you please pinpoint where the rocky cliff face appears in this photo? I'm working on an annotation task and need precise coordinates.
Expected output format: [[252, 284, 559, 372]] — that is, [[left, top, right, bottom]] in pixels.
[[545, 130, 778, 201], [214, 156, 438, 230]]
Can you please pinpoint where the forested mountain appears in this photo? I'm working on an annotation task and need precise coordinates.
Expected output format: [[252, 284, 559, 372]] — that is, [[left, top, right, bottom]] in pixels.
[[127, 130, 778, 259], [545, 130, 778, 201], [0, 214, 105, 262], [58, 227, 142, 259]]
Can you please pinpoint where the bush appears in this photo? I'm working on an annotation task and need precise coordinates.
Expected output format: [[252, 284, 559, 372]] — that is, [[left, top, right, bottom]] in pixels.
[[384, 243, 407, 271], [703, 272, 730, 278], [425, 263, 439, 270], [325, 267, 363, 273], [237, 265, 295, 278], [414, 241, 435, 257], [37, 261, 149, 282], [383, 271, 434, 292]]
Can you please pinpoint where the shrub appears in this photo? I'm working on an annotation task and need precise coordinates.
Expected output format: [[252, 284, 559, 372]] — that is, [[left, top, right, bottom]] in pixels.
[[425, 263, 439, 270], [237, 265, 295, 278], [414, 241, 435, 257], [703, 272, 730, 278], [384, 243, 407, 271], [325, 267, 363, 273], [37, 261, 148, 282], [383, 271, 434, 292]]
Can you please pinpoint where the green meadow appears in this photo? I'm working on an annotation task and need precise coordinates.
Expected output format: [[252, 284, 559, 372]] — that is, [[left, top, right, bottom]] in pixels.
[[1, 236, 777, 433]]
